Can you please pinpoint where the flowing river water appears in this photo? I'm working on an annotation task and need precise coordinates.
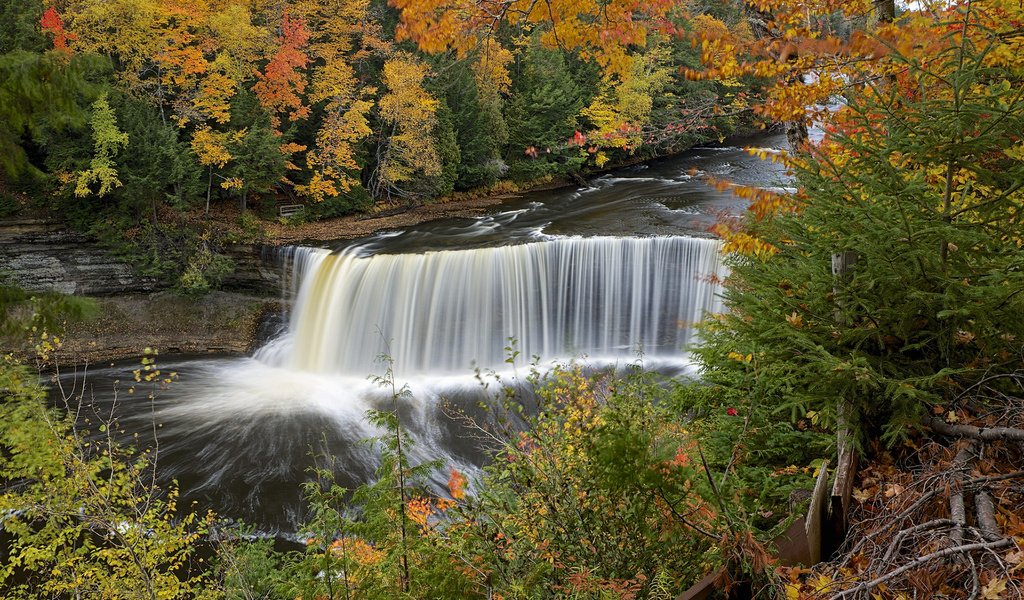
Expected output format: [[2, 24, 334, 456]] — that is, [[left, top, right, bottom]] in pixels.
[[56, 131, 790, 533]]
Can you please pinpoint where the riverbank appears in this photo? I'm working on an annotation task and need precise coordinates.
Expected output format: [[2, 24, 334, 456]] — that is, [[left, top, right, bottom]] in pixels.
[[264, 191, 531, 244], [194, 178, 576, 246], [234, 129, 774, 245]]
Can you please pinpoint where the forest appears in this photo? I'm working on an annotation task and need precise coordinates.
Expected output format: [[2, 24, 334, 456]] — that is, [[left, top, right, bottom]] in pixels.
[[2, 0, 1024, 598], [1, 0, 755, 292]]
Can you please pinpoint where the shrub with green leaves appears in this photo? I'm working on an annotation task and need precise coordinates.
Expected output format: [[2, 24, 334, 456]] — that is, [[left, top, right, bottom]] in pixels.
[[0, 354, 218, 599]]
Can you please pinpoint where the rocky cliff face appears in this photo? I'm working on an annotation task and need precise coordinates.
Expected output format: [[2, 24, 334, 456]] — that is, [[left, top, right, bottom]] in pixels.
[[1, 219, 288, 362], [221, 243, 284, 294], [0, 219, 160, 295], [0, 219, 284, 296]]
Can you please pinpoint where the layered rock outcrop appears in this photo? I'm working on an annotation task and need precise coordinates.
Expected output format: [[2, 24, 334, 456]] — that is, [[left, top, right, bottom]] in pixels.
[[1, 219, 285, 362], [0, 219, 159, 295]]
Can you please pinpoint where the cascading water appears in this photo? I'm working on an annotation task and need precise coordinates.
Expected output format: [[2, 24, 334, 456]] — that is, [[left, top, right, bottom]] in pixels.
[[259, 236, 725, 376], [57, 130, 789, 532]]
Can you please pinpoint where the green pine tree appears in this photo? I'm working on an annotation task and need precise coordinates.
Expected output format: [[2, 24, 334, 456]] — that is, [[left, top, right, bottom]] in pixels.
[[697, 28, 1024, 445], [505, 40, 585, 180]]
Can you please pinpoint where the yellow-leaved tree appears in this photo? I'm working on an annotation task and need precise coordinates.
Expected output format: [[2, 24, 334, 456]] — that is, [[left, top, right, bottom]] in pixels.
[[372, 54, 441, 202], [74, 94, 129, 198], [295, 0, 379, 202], [581, 43, 673, 166], [190, 125, 242, 214]]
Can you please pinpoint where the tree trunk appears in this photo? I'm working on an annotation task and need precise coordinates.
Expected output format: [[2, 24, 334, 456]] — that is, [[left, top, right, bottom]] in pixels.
[[786, 120, 809, 152], [828, 251, 859, 554], [874, 0, 896, 24], [205, 167, 212, 216]]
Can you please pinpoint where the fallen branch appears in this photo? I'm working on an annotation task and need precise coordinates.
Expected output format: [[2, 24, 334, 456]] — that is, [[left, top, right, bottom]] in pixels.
[[849, 469, 1024, 558], [828, 538, 1014, 600], [968, 470, 1024, 486], [975, 491, 1000, 542], [879, 518, 957, 566], [949, 445, 974, 549], [929, 418, 1024, 442]]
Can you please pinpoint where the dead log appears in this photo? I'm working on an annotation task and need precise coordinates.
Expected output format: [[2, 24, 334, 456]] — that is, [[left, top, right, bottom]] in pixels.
[[928, 417, 1024, 442]]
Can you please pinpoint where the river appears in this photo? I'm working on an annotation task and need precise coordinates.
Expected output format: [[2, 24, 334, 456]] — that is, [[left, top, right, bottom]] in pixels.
[[55, 130, 790, 533]]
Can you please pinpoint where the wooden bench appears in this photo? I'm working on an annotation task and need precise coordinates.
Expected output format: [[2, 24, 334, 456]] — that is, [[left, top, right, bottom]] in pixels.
[[278, 204, 304, 217]]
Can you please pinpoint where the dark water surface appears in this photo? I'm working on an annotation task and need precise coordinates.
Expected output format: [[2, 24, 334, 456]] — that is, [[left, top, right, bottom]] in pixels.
[[349, 130, 790, 255]]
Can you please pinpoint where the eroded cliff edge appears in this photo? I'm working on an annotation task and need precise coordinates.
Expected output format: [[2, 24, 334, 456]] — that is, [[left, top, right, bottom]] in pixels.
[[1, 219, 282, 363]]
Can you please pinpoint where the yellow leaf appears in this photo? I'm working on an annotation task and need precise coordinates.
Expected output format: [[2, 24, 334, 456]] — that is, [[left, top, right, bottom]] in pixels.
[[1007, 548, 1023, 572], [980, 578, 1006, 599], [810, 573, 832, 592], [785, 583, 801, 600]]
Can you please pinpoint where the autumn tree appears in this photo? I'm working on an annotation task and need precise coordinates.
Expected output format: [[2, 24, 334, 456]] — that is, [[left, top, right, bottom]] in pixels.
[[253, 9, 311, 129], [581, 42, 673, 167], [372, 54, 442, 201], [191, 125, 236, 214], [62, 0, 171, 116], [293, 0, 378, 202], [206, 3, 266, 85], [389, 0, 675, 78], [40, 6, 76, 54]]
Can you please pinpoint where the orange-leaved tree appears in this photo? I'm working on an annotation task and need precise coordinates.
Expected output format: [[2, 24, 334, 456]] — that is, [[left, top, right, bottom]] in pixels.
[[253, 9, 311, 129], [389, 0, 677, 77]]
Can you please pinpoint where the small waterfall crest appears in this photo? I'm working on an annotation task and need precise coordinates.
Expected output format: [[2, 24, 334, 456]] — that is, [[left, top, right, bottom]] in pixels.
[[260, 236, 725, 376]]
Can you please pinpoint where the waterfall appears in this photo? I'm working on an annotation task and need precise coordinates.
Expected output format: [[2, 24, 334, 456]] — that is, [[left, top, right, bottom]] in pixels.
[[260, 236, 725, 376]]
